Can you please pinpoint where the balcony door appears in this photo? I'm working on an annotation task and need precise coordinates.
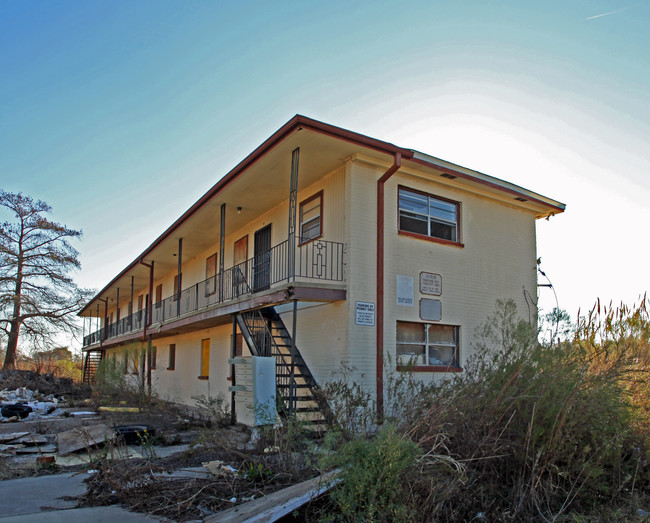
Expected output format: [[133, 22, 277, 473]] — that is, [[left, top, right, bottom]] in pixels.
[[253, 225, 272, 292], [233, 235, 248, 297]]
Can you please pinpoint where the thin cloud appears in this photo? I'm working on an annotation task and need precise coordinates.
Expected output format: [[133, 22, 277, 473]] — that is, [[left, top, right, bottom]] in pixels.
[[585, 5, 632, 20]]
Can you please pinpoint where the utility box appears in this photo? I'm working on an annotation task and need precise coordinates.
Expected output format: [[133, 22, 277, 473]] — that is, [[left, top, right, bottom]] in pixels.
[[228, 356, 276, 426]]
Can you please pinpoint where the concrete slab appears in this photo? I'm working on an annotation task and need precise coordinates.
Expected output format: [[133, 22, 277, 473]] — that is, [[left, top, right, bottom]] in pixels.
[[0, 505, 164, 522], [0, 472, 87, 517]]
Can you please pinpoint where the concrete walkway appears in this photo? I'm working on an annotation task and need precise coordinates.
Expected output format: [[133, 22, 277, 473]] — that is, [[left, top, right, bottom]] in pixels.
[[0, 473, 165, 522]]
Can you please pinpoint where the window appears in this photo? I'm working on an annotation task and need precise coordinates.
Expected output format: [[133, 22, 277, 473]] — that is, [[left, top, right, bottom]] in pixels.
[[151, 346, 157, 370], [123, 352, 128, 374], [199, 339, 210, 378], [155, 284, 162, 307], [205, 253, 218, 296], [299, 191, 322, 243], [173, 274, 181, 301], [168, 344, 176, 370], [398, 187, 459, 243], [396, 321, 459, 369]]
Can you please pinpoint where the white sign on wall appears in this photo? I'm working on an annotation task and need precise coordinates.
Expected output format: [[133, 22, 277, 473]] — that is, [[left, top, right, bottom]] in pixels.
[[355, 301, 375, 326], [396, 275, 414, 306], [420, 272, 442, 296]]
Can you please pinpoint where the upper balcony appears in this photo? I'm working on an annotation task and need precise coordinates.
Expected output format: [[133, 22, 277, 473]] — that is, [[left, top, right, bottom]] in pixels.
[[82, 236, 344, 348]]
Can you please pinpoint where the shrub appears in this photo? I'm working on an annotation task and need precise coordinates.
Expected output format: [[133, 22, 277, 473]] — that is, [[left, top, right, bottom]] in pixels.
[[324, 424, 419, 522]]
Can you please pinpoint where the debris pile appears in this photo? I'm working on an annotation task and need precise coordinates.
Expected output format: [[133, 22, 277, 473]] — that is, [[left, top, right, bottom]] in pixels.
[[1, 386, 62, 422]]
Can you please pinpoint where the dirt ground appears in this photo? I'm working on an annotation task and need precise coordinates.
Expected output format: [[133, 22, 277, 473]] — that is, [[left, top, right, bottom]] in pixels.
[[0, 371, 324, 521]]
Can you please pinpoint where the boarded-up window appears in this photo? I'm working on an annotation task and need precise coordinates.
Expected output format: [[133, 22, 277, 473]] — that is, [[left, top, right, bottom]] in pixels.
[[200, 339, 210, 378], [168, 344, 176, 370]]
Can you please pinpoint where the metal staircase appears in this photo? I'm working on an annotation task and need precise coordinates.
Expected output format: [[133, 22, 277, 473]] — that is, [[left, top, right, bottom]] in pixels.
[[82, 350, 103, 384], [235, 307, 332, 425]]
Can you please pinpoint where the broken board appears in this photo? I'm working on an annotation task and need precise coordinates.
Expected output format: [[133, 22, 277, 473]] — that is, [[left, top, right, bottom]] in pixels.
[[57, 424, 115, 455], [208, 470, 339, 523], [0, 432, 29, 443]]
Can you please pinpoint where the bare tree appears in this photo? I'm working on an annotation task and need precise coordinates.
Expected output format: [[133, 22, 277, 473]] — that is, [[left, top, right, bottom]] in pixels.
[[0, 191, 91, 369]]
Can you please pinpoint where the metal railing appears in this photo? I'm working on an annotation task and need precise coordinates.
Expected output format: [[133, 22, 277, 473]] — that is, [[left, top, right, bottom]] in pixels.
[[83, 237, 344, 347]]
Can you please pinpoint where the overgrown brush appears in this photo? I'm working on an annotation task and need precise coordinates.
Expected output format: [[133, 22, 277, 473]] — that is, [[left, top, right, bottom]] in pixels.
[[320, 298, 650, 522], [93, 344, 156, 408]]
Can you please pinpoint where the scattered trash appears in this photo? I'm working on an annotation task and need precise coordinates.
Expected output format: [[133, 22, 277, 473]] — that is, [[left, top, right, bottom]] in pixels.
[[113, 425, 154, 445], [1, 385, 63, 421], [87, 469, 99, 474], [202, 460, 238, 476], [1, 403, 33, 419]]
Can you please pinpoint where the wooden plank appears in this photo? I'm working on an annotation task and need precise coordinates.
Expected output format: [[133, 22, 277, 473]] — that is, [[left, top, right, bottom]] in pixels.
[[15, 443, 57, 454], [12, 434, 54, 445], [0, 432, 29, 443], [57, 424, 114, 455], [207, 470, 339, 523]]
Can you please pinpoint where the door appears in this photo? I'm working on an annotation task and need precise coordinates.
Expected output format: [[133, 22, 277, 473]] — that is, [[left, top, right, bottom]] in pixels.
[[233, 235, 248, 297], [253, 225, 272, 292]]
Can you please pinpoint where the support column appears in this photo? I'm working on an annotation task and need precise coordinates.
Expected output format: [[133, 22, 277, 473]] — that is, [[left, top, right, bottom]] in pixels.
[[219, 204, 226, 302], [116, 288, 120, 331], [102, 299, 108, 341], [287, 148, 299, 282], [130, 276, 134, 329], [177, 238, 182, 317], [289, 299, 298, 414], [147, 261, 154, 326], [230, 316, 237, 425], [147, 335, 152, 395]]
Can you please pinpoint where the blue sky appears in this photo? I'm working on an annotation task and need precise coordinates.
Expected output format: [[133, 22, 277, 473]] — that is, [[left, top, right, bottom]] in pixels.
[[2, 0, 649, 345]]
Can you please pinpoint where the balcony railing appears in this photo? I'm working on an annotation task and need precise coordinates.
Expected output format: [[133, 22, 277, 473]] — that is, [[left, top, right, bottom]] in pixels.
[[83, 237, 344, 347]]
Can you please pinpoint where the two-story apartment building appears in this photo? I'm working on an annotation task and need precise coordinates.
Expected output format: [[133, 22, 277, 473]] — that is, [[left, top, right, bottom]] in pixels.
[[79, 115, 564, 420]]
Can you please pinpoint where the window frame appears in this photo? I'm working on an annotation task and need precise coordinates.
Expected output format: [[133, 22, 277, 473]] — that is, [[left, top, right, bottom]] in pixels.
[[199, 338, 210, 379], [397, 186, 463, 247], [167, 343, 176, 371], [172, 274, 182, 302], [299, 191, 323, 245], [396, 321, 462, 372], [205, 253, 218, 296]]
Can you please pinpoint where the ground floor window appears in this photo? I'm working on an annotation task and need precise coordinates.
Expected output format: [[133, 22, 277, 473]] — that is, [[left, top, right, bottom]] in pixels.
[[168, 344, 176, 370], [199, 339, 210, 379], [396, 321, 459, 369], [151, 346, 157, 370]]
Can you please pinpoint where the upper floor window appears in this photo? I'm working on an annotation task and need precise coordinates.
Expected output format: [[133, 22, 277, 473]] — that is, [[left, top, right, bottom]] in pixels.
[[300, 191, 322, 243], [398, 187, 459, 243], [205, 253, 218, 296]]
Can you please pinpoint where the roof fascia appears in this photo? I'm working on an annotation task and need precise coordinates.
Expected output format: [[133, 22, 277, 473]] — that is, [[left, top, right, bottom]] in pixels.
[[408, 152, 566, 214]]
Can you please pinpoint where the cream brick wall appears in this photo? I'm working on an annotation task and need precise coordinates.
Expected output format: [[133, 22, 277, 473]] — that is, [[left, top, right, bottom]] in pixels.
[[375, 165, 538, 387], [99, 155, 542, 407], [103, 325, 232, 405]]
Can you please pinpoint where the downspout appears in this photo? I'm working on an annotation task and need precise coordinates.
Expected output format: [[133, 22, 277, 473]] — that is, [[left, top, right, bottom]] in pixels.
[[376, 152, 401, 420]]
